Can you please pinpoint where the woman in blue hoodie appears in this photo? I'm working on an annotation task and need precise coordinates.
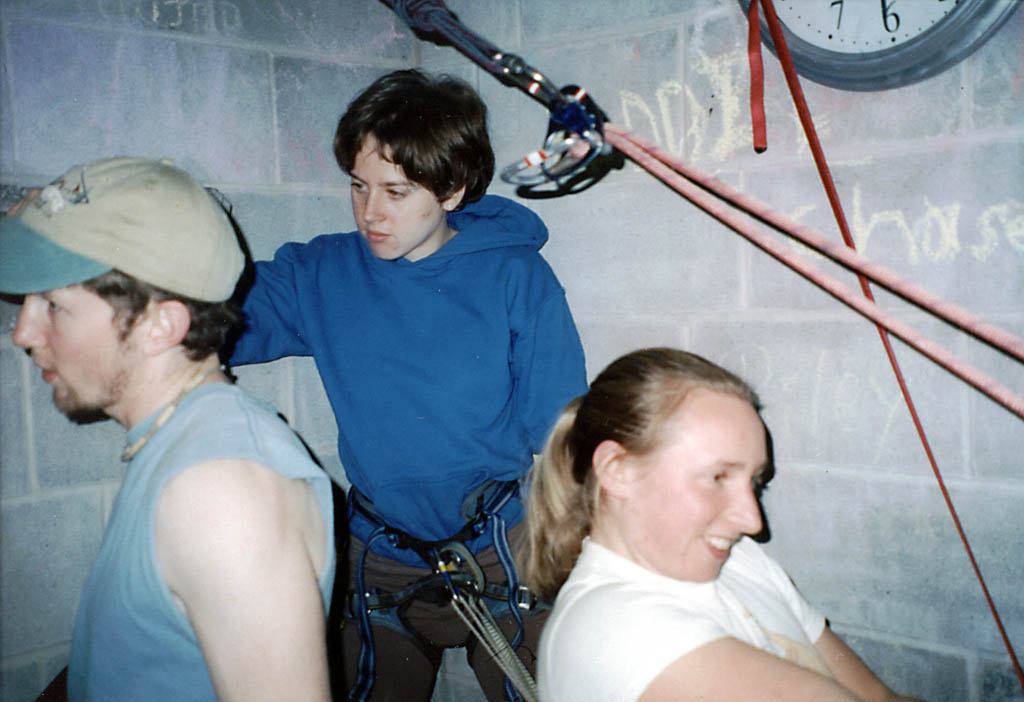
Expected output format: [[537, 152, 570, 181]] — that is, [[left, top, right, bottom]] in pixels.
[[230, 69, 587, 701]]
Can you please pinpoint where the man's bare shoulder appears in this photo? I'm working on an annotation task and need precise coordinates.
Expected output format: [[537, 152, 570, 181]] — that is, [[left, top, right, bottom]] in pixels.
[[159, 458, 300, 523], [155, 458, 325, 594], [153, 458, 332, 701]]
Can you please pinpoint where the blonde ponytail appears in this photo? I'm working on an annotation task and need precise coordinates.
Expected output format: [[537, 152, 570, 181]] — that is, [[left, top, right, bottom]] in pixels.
[[520, 399, 598, 601]]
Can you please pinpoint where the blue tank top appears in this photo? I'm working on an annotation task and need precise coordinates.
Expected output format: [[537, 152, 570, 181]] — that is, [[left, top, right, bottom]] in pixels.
[[67, 383, 335, 701]]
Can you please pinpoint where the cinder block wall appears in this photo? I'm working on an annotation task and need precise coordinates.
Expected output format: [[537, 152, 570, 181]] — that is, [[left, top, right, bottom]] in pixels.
[[2, 1, 1022, 701]]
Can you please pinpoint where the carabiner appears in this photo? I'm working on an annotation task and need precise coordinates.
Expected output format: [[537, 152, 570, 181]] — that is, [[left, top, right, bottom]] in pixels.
[[501, 85, 608, 185]]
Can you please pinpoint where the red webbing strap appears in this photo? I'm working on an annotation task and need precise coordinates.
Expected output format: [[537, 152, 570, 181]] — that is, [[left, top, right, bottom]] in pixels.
[[747, 0, 767, 153], [755, 0, 1024, 688]]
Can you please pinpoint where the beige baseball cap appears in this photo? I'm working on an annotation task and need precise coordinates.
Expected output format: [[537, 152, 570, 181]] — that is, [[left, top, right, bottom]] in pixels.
[[0, 157, 244, 301]]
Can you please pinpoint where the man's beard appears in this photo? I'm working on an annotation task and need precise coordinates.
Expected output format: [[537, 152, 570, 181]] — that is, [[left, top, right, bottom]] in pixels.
[[63, 403, 111, 425], [53, 369, 128, 425]]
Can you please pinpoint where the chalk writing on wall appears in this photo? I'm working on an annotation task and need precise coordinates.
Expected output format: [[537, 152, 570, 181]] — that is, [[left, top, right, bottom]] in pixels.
[[621, 77, 750, 163], [616, 80, 1023, 266], [973, 199, 1024, 261], [96, 0, 242, 34], [799, 187, 1023, 264], [618, 52, 756, 165], [719, 342, 921, 463]]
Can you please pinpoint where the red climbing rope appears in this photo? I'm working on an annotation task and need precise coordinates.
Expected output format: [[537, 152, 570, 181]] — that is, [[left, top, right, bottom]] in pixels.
[[749, 0, 1024, 688], [605, 125, 1024, 367], [604, 120, 1024, 691], [603, 124, 1024, 420]]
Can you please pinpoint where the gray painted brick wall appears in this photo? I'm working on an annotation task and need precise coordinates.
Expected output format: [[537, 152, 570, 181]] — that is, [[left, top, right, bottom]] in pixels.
[[2, 1, 1022, 700]]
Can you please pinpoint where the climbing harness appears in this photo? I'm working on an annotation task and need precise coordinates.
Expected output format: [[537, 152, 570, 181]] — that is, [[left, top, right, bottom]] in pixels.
[[346, 480, 540, 702], [381, 0, 1024, 691]]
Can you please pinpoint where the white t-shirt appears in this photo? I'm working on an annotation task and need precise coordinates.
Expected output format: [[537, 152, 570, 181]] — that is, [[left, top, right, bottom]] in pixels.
[[538, 537, 829, 702]]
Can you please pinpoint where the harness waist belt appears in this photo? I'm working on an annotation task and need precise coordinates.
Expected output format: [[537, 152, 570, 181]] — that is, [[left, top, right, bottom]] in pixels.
[[347, 479, 519, 567], [345, 573, 543, 617]]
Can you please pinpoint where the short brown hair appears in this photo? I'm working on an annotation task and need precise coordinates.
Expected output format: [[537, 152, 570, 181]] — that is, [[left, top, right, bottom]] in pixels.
[[333, 69, 495, 208], [83, 270, 241, 362]]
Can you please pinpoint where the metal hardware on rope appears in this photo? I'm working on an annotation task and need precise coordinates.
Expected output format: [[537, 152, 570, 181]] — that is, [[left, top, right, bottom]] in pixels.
[[434, 541, 538, 702], [499, 84, 607, 186], [380, 0, 607, 185]]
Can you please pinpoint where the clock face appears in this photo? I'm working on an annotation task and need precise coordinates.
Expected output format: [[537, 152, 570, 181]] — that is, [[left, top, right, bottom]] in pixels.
[[771, 0, 960, 53], [738, 0, 1023, 91]]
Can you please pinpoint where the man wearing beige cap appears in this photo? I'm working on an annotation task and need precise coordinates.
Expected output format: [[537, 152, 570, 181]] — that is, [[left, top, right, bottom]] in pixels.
[[0, 157, 335, 701]]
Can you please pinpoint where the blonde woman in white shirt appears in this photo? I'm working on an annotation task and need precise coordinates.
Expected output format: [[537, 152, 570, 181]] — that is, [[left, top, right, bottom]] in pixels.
[[521, 348, 922, 702]]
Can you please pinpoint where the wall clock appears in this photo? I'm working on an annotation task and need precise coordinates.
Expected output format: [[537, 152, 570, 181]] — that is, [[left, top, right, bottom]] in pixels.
[[738, 0, 1023, 91]]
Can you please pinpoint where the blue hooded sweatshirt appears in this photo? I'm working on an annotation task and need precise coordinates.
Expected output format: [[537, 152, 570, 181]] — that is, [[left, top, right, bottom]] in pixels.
[[231, 194, 586, 565]]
